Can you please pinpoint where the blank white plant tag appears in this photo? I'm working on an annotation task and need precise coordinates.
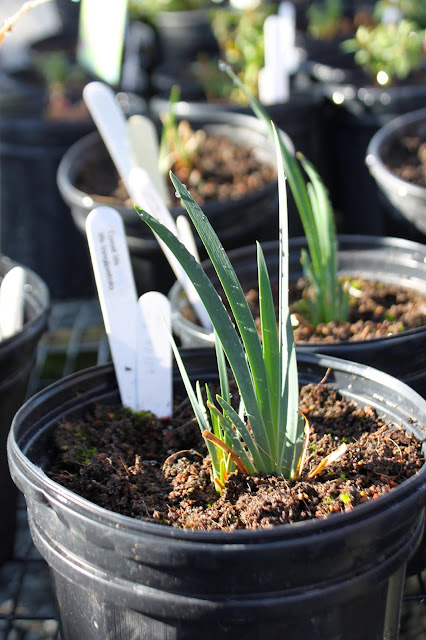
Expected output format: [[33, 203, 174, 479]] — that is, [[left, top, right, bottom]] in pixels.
[[86, 206, 138, 410], [83, 81, 134, 195], [137, 291, 172, 418], [260, 15, 290, 105], [127, 114, 170, 206], [0, 266, 26, 340], [129, 166, 212, 330]]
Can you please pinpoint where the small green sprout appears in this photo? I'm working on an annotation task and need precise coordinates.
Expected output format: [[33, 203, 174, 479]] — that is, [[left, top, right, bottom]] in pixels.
[[339, 492, 351, 504], [158, 86, 206, 177], [76, 447, 98, 466], [385, 311, 396, 322]]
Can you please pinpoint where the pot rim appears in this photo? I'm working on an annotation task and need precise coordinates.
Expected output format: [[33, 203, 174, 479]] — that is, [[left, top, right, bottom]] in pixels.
[[169, 234, 426, 347], [56, 112, 287, 225], [366, 106, 426, 198], [8, 350, 426, 544]]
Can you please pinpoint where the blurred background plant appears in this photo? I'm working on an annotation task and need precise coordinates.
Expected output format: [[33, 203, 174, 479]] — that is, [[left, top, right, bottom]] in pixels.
[[192, 0, 275, 103], [342, 18, 425, 85], [34, 50, 89, 119], [306, 0, 346, 40], [374, 0, 426, 28], [158, 85, 206, 178], [306, 0, 375, 41]]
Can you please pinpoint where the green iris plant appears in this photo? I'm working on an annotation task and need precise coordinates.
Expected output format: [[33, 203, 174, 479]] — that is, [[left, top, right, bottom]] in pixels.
[[221, 62, 350, 327], [136, 124, 306, 490]]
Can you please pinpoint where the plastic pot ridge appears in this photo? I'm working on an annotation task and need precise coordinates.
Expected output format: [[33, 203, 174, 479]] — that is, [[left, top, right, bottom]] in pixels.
[[7, 350, 426, 639]]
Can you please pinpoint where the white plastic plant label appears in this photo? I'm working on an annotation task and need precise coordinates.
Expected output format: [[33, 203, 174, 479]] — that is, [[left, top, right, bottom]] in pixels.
[[83, 81, 134, 195], [86, 206, 139, 410], [259, 15, 290, 105], [129, 167, 212, 331], [137, 291, 172, 418], [77, 0, 128, 87], [127, 115, 170, 206], [0, 266, 25, 340]]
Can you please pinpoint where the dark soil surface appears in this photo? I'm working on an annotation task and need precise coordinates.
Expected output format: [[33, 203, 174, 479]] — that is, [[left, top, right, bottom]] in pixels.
[[47, 383, 424, 531], [383, 128, 426, 188], [182, 278, 426, 343], [265, 278, 425, 343], [74, 130, 276, 207]]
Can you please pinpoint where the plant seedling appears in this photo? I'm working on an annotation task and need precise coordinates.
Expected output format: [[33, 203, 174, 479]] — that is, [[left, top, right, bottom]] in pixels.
[[222, 63, 350, 327], [158, 85, 206, 179], [137, 125, 346, 490], [198, 2, 274, 103]]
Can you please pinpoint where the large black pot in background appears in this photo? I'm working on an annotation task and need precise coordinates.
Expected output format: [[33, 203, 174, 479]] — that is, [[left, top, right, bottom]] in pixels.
[[0, 255, 49, 564], [149, 88, 324, 186], [366, 107, 426, 243], [8, 350, 426, 639], [57, 111, 289, 296], [170, 235, 426, 397], [0, 68, 146, 299], [301, 48, 426, 236]]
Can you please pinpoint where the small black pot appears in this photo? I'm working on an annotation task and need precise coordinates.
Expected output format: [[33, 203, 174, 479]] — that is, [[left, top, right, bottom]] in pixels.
[[57, 111, 286, 296], [366, 107, 426, 241], [170, 235, 426, 397], [8, 350, 426, 638], [0, 255, 49, 564], [301, 48, 426, 236]]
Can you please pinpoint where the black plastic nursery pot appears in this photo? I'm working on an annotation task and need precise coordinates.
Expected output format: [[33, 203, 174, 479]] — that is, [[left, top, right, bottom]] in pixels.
[[148, 89, 324, 195], [0, 255, 49, 564], [0, 114, 96, 300], [7, 350, 426, 639], [170, 235, 426, 397], [366, 107, 426, 242], [57, 110, 284, 296], [301, 50, 426, 236], [0, 63, 146, 300]]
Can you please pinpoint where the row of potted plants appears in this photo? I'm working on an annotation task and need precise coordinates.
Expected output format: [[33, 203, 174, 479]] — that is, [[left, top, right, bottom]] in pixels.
[[1, 0, 425, 300], [1, 1, 426, 638], [6, 72, 426, 640]]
